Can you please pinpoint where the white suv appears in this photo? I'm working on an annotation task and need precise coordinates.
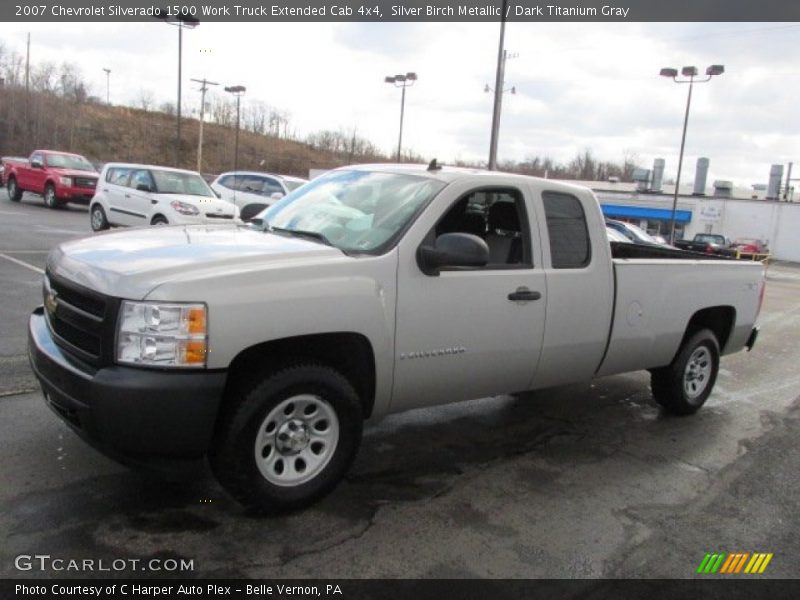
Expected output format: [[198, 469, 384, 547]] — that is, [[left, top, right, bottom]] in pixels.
[[90, 163, 238, 231], [210, 171, 307, 221]]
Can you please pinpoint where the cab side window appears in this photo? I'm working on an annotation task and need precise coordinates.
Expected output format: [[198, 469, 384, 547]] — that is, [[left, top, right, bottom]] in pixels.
[[432, 188, 531, 268], [542, 191, 591, 269]]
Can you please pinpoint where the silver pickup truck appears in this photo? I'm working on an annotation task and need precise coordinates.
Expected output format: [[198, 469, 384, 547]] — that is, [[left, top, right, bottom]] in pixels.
[[28, 163, 764, 512]]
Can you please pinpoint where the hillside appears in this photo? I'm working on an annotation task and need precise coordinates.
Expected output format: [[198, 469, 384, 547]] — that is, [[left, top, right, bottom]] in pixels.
[[0, 87, 385, 177]]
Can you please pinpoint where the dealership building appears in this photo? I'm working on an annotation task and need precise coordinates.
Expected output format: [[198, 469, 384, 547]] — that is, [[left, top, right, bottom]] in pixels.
[[574, 159, 799, 262]]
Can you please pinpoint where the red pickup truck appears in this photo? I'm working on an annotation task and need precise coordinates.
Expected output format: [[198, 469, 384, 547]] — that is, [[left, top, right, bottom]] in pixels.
[[4, 150, 99, 209]]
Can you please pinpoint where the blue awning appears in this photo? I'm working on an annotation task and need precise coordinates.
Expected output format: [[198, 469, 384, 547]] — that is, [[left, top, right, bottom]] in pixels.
[[601, 204, 692, 223]]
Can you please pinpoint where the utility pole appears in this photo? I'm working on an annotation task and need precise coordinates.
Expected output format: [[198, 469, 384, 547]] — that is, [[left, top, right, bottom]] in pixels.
[[103, 68, 111, 104], [25, 33, 30, 94], [191, 77, 219, 172], [25, 33, 31, 149], [488, 0, 509, 170]]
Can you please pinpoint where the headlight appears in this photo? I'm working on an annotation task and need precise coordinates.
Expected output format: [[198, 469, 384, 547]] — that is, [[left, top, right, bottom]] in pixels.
[[59, 176, 72, 186], [170, 200, 200, 216], [117, 301, 207, 368]]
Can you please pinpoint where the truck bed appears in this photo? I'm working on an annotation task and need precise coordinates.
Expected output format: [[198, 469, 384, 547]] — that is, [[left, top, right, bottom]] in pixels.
[[598, 246, 764, 378]]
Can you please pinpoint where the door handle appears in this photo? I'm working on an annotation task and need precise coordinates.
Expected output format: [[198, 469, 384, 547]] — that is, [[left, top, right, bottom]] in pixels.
[[508, 287, 542, 302], [102, 188, 108, 192], [124, 194, 130, 199]]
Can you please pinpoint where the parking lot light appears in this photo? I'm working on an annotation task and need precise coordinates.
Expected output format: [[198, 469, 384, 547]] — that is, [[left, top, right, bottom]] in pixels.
[[385, 72, 417, 162], [660, 63, 725, 243], [155, 10, 200, 167]]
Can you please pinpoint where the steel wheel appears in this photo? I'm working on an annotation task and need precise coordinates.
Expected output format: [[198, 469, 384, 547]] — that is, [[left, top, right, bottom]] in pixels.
[[683, 346, 712, 399], [254, 394, 339, 487]]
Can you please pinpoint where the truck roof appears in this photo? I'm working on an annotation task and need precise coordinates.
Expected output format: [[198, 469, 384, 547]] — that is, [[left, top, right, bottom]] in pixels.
[[338, 162, 592, 194]]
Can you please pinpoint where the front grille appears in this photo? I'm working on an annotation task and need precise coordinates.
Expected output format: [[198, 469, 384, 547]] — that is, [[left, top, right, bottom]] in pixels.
[[44, 273, 118, 366], [205, 213, 234, 219], [74, 177, 97, 188]]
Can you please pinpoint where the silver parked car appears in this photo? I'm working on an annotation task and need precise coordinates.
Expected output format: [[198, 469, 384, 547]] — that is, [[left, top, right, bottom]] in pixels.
[[210, 171, 308, 221]]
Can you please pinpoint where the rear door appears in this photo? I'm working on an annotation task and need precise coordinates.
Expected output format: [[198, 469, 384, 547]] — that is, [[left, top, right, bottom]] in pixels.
[[391, 178, 547, 412], [126, 169, 157, 225], [103, 166, 139, 226]]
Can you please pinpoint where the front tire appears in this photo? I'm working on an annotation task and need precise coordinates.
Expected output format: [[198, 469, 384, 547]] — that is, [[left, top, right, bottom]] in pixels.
[[90, 204, 109, 231], [210, 364, 363, 513], [7, 178, 22, 202], [651, 328, 720, 415], [44, 183, 61, 209]]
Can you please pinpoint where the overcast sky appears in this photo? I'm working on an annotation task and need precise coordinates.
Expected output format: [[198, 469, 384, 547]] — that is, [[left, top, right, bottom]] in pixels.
[[0, 21, 798, 186]]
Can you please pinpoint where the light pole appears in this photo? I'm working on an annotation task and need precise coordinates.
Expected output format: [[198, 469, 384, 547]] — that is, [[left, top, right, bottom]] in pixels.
[[102, 68, 110, 104], [660, 64, 724, 243], [155, 11, 199, 167], [191, 77, 219, 172], [384, 72, 417, 162], [225, 85, 246, 173]]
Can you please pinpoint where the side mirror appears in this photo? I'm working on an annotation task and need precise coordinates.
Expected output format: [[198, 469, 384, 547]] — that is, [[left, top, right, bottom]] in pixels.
[[417, 233, 489, 276], [270, 192, 284, 200], [136, 183, 152, 192], [31, 159, 43, 169]]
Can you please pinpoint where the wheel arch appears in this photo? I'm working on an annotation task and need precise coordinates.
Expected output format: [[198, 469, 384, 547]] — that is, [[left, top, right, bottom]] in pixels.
[[223, 332, 377, 418], [679, 306, 736, 356]]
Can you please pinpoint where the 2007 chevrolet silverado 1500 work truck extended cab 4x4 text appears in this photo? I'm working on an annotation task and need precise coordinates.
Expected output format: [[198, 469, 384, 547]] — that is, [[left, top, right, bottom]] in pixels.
[[28, 164, 764, 512]]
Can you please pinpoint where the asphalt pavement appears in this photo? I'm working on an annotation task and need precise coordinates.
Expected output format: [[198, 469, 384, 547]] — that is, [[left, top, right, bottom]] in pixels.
[[0, 189, 798, 579]]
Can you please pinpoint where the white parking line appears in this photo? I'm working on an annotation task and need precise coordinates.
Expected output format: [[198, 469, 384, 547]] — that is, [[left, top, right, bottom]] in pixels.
[[0, 253, 45, 274]]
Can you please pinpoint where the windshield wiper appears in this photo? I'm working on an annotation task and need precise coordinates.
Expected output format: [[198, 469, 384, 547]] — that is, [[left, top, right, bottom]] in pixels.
[[268, 225, 332, 247]]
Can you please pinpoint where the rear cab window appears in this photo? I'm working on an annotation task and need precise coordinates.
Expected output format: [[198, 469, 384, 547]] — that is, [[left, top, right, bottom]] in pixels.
[[542, 191, 591, 269]]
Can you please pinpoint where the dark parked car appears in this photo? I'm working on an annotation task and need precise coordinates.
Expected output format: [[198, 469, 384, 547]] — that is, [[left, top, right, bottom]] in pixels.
[[674, 233, 737, 257]]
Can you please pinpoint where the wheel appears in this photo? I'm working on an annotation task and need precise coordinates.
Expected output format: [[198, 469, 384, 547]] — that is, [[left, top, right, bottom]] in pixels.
[[151, 215, 168, 226], [651, 328, 720, 415], [90, 204, 109, 231], [44, 184, 60, 209], [7, 178, 22, 202], [210, 363, 363, 512]]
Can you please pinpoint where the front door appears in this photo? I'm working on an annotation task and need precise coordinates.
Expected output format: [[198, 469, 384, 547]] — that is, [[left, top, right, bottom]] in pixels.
[[391, 180, 547, 412]]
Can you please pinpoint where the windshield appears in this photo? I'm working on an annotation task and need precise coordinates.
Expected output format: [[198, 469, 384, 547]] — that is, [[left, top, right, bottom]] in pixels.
[[284, 179, 306, 192], [45, 154, 95, 171], [151, 169, 215, 197], [623, 223, 658, 244], [260, 170, 446, 253]]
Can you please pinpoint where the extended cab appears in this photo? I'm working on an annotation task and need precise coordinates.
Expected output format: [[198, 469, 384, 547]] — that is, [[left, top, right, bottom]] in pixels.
[[28, 164, 764, 512], [5, 150, 99, 208]]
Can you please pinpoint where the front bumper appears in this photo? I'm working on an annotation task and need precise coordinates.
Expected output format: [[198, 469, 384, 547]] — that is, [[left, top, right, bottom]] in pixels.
[[28, 307, 227, 466], [58, 187, 96, 203]]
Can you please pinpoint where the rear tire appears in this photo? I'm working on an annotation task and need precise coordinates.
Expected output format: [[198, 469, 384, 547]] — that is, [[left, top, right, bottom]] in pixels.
[[651, 328, 720, 415], [90, 204, 109, 231], [210, 363, 363, 513], [151, 215, 168, 226], [7, 178, 22, 202], [44, 184, 59, 209]]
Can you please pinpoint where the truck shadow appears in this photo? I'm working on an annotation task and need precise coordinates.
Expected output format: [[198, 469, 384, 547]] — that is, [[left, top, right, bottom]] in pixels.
[[2, 373, 734, 577]]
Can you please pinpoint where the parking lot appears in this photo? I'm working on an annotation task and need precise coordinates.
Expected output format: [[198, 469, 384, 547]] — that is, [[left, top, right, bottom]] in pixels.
[[1, 189, 799, 579]]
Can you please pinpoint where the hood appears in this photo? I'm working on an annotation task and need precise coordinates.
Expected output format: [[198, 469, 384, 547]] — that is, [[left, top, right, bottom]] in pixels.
[[50, 168, 98, 178], [153, 193, 235, 215], [48, 224, 345, 299]]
